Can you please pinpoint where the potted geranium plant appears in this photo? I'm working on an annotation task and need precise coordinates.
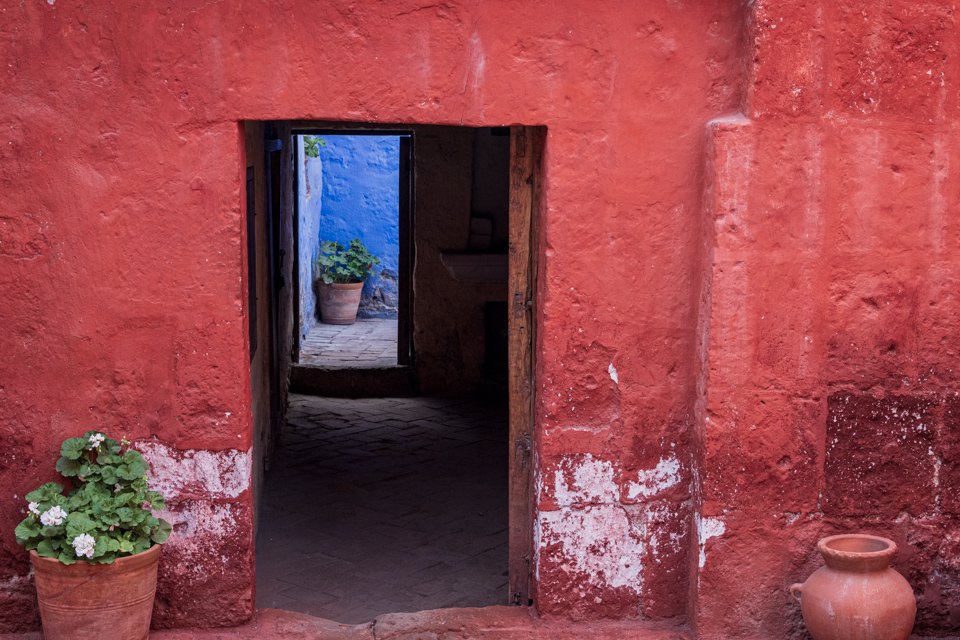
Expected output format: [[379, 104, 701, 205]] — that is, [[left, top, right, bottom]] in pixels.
[[314, 238, 381, 325], [15, 431, 171, 640]]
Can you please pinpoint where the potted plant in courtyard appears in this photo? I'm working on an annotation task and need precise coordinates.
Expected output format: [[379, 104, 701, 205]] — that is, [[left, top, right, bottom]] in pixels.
[[314, 238, 381, 325], [15, 431, 171, 640]]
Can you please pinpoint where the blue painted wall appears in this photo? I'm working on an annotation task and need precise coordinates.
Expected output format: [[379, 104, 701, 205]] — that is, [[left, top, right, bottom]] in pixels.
[[297, 136, 324, 340], [318, 135, 400, 319]]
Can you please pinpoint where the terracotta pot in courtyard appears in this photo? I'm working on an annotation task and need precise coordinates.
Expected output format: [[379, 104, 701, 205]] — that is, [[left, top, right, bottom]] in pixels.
[[30, 543, 161, 640], [790, 534, 916, 640], [318, 280, 364, 325]]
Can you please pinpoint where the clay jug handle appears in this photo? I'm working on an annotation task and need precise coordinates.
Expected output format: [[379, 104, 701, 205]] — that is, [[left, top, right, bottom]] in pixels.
[[789, 583, 803, 603]]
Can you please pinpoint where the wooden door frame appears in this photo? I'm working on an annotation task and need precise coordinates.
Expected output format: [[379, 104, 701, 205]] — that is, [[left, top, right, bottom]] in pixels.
[[264, 124, 284, 437], [507, 126, 543, 606]]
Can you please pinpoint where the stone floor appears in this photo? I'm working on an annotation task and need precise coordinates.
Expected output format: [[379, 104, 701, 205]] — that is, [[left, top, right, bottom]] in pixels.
[[256, 394, 509, 624], [299, 319, 398, 368]]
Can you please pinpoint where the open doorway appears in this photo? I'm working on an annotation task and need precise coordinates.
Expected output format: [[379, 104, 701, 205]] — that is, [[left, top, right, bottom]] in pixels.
[[293, 131, 413, 371], [249, 122, 543, 623]]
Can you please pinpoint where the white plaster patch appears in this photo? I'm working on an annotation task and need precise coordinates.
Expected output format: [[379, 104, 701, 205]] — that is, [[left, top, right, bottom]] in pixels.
[[139, 443, 251, 500], [608, 362, 618, 385], [697, 514, 725, 569], [540, 504, 644, 591], [553, 455, 618, 507], [627, 454, 682, 500]]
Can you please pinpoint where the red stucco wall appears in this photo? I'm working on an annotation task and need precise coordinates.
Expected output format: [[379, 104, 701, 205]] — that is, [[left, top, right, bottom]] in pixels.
[[2, 0, 958, 637], [695, 2, 960, 638]]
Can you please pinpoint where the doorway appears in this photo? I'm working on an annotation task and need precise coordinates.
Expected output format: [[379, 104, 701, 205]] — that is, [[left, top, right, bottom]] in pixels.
[[293, 130, 413, 370], [248, 121, 543, 621]]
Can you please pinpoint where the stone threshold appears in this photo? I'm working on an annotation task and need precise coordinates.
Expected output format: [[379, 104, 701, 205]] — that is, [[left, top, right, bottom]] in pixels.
[[290, 363, 417, 398], [1, 607, 691, 640]]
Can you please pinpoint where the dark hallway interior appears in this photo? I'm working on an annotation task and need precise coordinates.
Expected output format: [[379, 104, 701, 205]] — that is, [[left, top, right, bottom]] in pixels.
[[255, 394, 509, 623]]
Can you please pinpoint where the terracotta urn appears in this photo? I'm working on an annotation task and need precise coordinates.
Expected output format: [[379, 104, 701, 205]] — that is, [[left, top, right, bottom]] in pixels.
[[30, 543, 161, 640], [318, 280, 364, 325], [790, 534, 916, 640]]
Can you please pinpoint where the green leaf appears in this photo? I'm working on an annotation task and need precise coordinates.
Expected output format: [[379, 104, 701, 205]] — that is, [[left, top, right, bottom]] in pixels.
[[69, 492, 91, 509], [133, 537, 152, 555], [36, 539, 57, 558], [127, 460, 148, 478], [151, 519, 172, 544], [56, 456, 82, 477], [61, 438, 87, 460], [15, 520, 40, 542], [65, 512, 95, 535], [100, 466, 118, 484], [115, 491, 135, 505], [146, 492, 166, 511], [26, 483, 63, 503], [116, 462, 145, 481], [57, 549, 77, 565], [40, 525, 64, 538], [78, 463, 101, 478]]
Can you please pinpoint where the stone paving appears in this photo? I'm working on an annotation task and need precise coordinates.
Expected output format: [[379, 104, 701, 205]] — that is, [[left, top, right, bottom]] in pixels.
[[300, 319, 398, 368], [255, 394, 509, 624]]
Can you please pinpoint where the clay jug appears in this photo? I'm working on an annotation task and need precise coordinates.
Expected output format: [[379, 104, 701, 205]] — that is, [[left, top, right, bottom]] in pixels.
[[30, 544, 161, 640], [790, 534, 916, 640], [318, 280, 364, 325]]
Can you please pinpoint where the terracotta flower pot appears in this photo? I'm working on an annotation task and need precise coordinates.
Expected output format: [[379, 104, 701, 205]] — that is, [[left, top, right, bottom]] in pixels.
[[318, 280, 364, 325], [790, 534, 916, 640], [30, 544, 161, 640]]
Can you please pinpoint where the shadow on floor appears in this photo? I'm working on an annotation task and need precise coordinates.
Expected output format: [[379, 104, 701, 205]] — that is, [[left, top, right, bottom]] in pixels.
[[256, 394, 509, 624]]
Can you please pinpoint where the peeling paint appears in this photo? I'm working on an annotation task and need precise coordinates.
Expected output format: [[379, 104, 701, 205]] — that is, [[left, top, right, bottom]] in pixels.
[[553, 455, 618, 507], [627, 454, 682, 500], [540, 504, 644, 591], [139, 443, 252, 500], [697, 514, 725, 569], [608, 362, 618, 385], [541, 453, 688, 601]]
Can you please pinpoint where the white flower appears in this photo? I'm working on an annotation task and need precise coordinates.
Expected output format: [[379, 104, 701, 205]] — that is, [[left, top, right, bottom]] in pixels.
[[28, 502, 40, 516], [72, 533, 96, 559], [39, 505, 68, 526], [114, 484, 123, 493], [87, 433, 105, 449]]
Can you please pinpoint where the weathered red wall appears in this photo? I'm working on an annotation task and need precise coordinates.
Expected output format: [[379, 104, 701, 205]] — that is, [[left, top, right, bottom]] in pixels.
[[695, 1, 960, 638], [3, 0, 958, 637]]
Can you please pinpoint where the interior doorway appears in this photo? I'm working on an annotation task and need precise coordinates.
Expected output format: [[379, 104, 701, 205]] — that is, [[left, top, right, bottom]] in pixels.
[[292, 131, 413, 370], [248, 121, 543, 622]]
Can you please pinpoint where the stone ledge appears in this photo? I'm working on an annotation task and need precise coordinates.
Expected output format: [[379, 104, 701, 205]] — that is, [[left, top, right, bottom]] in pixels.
[[290, 364, 417, 398], [0, 607, 692, 640]]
